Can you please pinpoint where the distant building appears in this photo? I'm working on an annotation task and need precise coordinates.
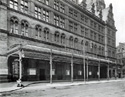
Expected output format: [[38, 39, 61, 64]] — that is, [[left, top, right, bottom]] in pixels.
[[116, 43, 125, 77], [0, 0, 117, 82]]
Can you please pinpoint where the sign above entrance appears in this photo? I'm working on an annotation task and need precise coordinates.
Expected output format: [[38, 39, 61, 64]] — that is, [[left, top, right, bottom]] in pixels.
[[29, 69, 36, 75]]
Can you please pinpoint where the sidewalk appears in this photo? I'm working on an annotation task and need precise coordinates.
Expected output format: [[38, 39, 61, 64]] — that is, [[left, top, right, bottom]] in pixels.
[[0, 78, 125, 93]]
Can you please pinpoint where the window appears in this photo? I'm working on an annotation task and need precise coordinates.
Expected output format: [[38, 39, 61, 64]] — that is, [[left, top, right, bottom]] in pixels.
[[35, 25, 42, 38], [10, 16, 19, 34], [60, 17, 65, 28], [54, 31, 60, 42], [81, 15, 85, 22], [69, 8, 77, 19], [54, 14, 59, 26], [35, 6, 41, 19], [60, 3, 65, 13], [44, 27, 49, 40], [74, 11, 77, 18], [21, 20, 29, 36], [94, 32, 97, 40], [61, 33, 65, 44], [90, 31, 93, 39], [69, 8, 73, 17], [74, 23, 77, 32], [9, 0, 18, 10], [69, 21, 73, 32], [85, 28, 88, 37], [54, 0, 59, 10], [69, 36, 74, 47], [21, 0, 28, 13], [69, 21, 78, 32], [74, 38, 78, 49], [44, 0, 49, 5], [54, 15, 65, 28], [81, 26, 85, 36], [43, 9, 49, 22]]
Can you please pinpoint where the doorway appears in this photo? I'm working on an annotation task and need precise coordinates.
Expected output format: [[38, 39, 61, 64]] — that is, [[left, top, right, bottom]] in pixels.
[[39, 69, 46, 80]]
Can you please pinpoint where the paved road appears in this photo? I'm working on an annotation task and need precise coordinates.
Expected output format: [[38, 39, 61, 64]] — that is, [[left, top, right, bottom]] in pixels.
[[1, 81, 125, 97]]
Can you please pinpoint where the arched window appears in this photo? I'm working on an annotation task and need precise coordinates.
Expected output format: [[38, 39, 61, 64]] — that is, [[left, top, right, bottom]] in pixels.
[[99, 46, 101, 55], [35, 25, 42, 38], [54, 31, 60, 42], [94, 44, 97, 54], [69, 36, 74, 47], [61, 33, 65, 44], [10, 16, 19, 34], [44, 27, 49, 40], [74, 38, 78, 49], [102, 47, 104, 55], [21, 20, 29, 36]]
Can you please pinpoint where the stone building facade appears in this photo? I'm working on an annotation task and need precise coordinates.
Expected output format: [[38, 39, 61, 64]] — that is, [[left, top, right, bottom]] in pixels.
[[117, 43, 125, 77], [0, 0, 117, 82]]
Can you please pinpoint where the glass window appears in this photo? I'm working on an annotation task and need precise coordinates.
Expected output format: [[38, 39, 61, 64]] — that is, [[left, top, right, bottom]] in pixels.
[[10, 16, 19, 34], [44, 28, 49, 40], [35, 25, 42, 38], [54, 0, 59, 10], [21, 0, 28, 13], [35, 6, 41, 19], [21, 20, 29, 36], [9, 0, 18, 10], [43, 9, 49, 22]]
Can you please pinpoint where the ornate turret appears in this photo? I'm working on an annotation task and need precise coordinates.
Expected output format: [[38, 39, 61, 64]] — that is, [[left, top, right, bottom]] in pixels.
[[80, 0, 87, 8]]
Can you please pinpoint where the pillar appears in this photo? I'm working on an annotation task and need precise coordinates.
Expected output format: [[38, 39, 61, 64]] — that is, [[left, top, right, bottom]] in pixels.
[[98, 61, 100, 80], [83, 58, 86, 82], [19, 50, 22, 81], [71, 54, 73, 82], [87, 59, 88, 81], [107, 64, 109, 80], [50, 49, 53, 84]]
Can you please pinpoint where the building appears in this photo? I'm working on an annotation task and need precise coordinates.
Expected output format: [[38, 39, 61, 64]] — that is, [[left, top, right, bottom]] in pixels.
[[0, 0, 117, 82], [116, 43, 125, 77]]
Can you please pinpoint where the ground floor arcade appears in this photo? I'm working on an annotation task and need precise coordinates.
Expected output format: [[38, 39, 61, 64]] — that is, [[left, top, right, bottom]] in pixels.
[[6, 45, 117, 83]]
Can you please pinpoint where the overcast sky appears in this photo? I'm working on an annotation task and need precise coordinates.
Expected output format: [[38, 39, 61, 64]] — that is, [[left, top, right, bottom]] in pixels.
[[79, 0, 125, 46]]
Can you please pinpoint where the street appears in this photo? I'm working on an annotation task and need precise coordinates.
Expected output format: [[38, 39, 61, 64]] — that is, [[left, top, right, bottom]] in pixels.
[[1, 80, 125, 97]]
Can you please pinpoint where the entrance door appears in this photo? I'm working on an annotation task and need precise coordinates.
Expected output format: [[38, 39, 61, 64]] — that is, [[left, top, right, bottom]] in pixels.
[[39, 69, 46, 80]]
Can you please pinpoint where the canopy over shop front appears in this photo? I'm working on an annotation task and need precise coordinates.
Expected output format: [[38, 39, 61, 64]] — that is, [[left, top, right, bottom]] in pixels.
[[7, 44, 117, 82]]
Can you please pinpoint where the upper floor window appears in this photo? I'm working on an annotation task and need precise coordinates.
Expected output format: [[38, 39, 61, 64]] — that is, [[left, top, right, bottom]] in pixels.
[[44, 0, 49, 5], [54, 0, 59, 10], [85, 28, 88, 37], [60, 17, 65, 28], [35, 6, 41, 19], [21, 20, 29, 36], [35, 25, 42, 38], [9, 0, 18, 10], [44, 27, 49, 40], [69, 21, 78, 32], [54, 31, 60, 43], [74, 38, 78, 49], [69, 21, 73, 32], [21, 0, 28, 13], [43, 9, 49, 22], [10, 16, 19, 34], [74, 23, 78, 32], [69, 8, 77, 19], [60, 3, 65, 13], [81, 26, 85, 36], [69, 36, 74, 47], [54, 14, 59, 26], [61, 33, 65, 44]]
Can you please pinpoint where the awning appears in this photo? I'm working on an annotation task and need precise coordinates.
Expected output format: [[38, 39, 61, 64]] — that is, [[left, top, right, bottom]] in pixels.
[[7, 44, 115, 64]]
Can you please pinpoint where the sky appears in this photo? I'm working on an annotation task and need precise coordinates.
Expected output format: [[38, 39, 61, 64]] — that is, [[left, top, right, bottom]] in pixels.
[[79, 0, 125, 46]]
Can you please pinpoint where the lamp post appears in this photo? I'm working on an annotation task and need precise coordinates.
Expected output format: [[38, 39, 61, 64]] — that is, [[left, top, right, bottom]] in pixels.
[[17, 49, 24, 87]]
